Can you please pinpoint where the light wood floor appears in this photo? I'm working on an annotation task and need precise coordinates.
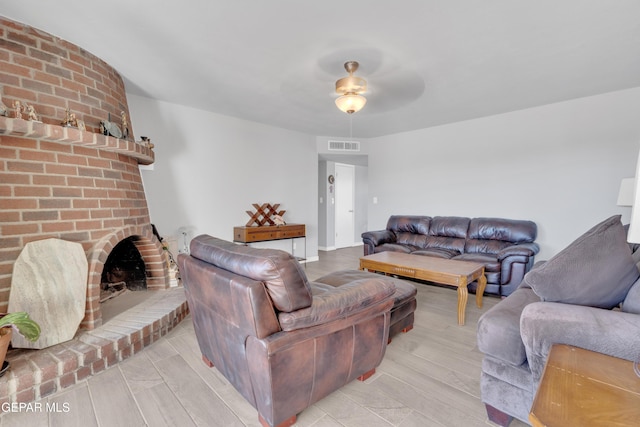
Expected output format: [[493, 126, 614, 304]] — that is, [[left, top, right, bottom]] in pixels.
[[0, 246, 528, 427]]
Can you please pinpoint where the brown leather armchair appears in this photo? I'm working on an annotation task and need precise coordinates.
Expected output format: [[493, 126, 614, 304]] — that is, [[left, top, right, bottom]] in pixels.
[[178, 235, 396, 427]]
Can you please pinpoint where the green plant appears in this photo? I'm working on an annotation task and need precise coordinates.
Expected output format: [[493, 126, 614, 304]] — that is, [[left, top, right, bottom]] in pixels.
[[0, 312, 41, 342]]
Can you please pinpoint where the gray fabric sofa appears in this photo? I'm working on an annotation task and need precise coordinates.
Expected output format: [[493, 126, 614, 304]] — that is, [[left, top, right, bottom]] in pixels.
[[362, 215, 539, 296], [476, 215, 640, 426]]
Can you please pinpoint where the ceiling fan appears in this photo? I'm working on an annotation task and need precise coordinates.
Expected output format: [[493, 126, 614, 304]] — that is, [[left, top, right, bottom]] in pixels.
[[334, 61, 367, 114]]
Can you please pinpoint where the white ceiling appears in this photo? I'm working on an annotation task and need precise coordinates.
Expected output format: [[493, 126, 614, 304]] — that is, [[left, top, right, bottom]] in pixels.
[[3, 1, 640, 138]]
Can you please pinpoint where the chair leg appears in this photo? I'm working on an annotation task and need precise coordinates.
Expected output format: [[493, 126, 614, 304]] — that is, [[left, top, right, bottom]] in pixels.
[[202, 355, 214, 367], [258, 414, 296, 427], [357, 368, 376, 381], [485, 404, 513, 427], [401, 325, 414, 333]]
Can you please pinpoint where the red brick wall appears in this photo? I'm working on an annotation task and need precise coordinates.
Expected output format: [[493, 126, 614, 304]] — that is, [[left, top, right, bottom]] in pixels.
[[0, 117, 165, 328], [0, 17, 166, 329], [0, 16, 132, 136]]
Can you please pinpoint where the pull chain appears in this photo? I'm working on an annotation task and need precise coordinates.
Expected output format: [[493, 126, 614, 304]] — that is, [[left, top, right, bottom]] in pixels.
[[349, 114, 353, 139]]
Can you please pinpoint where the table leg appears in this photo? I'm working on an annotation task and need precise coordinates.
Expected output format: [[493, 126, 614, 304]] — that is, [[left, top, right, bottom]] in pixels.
[[476, 272, 487, 308], [457, 282, 468, 326]]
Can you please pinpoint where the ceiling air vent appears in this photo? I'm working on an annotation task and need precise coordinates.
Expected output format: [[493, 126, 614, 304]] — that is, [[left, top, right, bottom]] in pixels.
[[328, 140, 360, 152]]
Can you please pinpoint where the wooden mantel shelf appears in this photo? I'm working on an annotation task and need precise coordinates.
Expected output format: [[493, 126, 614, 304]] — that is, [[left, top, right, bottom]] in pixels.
[[0, 116, 154, 165]]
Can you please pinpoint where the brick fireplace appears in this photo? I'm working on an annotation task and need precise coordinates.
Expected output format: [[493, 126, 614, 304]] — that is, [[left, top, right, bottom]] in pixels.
[[0, 16, 170, 330]]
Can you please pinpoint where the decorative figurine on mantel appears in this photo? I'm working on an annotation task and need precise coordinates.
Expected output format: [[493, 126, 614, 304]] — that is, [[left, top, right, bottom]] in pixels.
[[25, 104, 40, 122], [61, 108, 78, 127], [121, 110, 129, 140], [0, 93, 8, 117], [140, 136, 154, 149], [100, 113, 122, 138], [13, 100, 23, 119]]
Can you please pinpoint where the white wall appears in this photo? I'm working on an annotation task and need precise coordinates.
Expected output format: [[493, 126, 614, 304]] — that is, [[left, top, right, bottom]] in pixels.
[[365, 88, 640, 260], [127, 94, 319, 260], [128, 88, 640, 263], [354, 164, 368, 242]]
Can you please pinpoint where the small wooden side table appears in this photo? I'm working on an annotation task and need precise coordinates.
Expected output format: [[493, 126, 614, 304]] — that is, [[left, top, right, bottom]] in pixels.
[[529, 344, 640, 427]]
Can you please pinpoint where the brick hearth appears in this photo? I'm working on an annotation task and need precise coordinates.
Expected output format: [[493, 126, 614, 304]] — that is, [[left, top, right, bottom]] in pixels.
[[0, 288, 188, 404]]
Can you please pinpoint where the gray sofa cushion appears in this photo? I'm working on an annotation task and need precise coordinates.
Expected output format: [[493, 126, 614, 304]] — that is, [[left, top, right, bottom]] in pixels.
[[522, 215, 639, 309], [477, 287, 541, 366], [622, 277, 640, 314]]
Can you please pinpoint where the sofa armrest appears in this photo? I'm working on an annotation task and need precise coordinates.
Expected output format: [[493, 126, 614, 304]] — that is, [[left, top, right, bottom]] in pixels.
[[362, 230, 396, 247], [278, 279, 396, 331], [497, 242, 540, 261], [477, 287, 540, 366], [521, 302, 640, 384]]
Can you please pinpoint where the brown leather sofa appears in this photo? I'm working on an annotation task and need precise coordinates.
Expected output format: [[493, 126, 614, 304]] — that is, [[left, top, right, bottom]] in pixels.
[[362, 216, 539, 297], [178, 235, 412, 427]]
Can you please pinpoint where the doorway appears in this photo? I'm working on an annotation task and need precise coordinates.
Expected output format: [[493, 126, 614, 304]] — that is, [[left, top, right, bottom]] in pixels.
[[335, 163, 355, 248], [317, 154, 368, 251]]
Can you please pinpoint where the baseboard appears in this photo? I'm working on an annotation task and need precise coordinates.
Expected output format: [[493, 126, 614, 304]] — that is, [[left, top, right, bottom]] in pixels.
[[319, 242, 363, 252]]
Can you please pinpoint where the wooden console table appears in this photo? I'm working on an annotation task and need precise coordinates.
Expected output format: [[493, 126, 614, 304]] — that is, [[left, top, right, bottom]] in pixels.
[[233, 224, 306, 261], [529, 344, 640, 427]]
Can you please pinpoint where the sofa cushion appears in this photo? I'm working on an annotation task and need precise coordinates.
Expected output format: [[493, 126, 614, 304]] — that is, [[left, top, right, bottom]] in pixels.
[[523, 215, 639, 309], [466, 218, 537, 255], [621, 276, 640, 314], [428, 216, 470, 238], [453, 253, 501, 286], [469, 217, 537, 244], [422, 237, 465, 256], [375, 243, 413, 254], [189, 234, 312, 312], [387, 215, 431, 235], [453, 253, 500, 272], [387, 216, 431, 248], [412, 248, 458, 259], [477, 287, 541, 366]]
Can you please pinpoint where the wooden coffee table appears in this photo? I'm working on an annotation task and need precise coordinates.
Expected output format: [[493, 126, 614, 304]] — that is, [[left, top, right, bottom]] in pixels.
[[529, 344, 640, 427], [359, 252, 486, 325]]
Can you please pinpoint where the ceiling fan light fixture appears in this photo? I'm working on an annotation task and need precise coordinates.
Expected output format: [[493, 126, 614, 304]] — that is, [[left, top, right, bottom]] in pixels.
[[335, 61, 367, 114], [335, 75, 367, 94], [335, 93, 367, 114]]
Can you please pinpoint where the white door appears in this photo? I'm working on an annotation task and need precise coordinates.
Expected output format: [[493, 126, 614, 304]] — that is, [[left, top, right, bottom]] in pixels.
[[335, 163, 355, 248]]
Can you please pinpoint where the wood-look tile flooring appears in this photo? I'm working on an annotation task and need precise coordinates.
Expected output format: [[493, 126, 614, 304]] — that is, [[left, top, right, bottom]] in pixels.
[[0, 246, 528, 427]]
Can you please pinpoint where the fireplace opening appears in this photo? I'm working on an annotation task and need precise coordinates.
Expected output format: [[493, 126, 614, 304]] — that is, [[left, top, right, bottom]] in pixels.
[[101, 237, 147, 302]]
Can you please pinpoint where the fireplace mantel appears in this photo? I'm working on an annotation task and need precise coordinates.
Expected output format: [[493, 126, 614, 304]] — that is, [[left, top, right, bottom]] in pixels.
[[0, 116, 154, 165]]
